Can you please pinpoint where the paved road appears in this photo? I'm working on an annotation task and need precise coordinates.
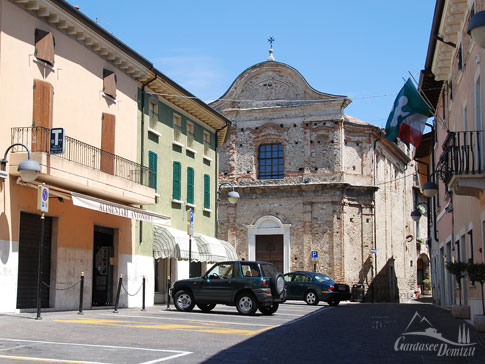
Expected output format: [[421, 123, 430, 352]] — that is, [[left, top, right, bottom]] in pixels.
[[0, 301, 484, 363]]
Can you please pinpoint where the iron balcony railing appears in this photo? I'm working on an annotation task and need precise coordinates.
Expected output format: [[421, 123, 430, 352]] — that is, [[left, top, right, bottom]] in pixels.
[[438, 130, 484, 184], [11, 127, 154, 188]]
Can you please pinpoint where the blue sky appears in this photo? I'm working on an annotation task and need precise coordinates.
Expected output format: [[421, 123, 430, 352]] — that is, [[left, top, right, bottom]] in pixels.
[[69, 1, 436, 128]]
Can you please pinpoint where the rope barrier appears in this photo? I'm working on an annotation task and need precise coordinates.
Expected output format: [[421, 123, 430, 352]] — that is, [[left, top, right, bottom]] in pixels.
[[121, 279, 144, 297], [41, 279, 81, 291]]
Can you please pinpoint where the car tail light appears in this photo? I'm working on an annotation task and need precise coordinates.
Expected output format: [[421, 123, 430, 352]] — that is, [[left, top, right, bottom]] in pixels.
[[329, 285, 334, 291], [262, 279, 267, 287]]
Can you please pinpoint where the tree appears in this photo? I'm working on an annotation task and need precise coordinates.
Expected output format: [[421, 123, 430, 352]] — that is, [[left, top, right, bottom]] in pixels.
[[445, 261, 468, 306], [467, 263, 485, 315]]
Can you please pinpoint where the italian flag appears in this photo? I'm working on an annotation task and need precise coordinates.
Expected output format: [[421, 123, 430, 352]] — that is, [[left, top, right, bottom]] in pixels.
[[385, 79, 433, 147]]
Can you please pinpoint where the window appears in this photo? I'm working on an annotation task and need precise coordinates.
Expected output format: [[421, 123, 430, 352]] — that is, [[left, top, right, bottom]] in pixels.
[[187, 122, 194, 149], [100, 113, 115, 175], [103, 69, 117, 99], [149, 99, 158, 128], [148, 151, 158, 192], [458, 44, 463, 71], [173, 114, 182, 143], [240, 263, 261, 277], [172, 161, 181, 200], [468, 229, 474, 263], [475, 76, 481, 130], [187, 167, 194, 205], [203, 174, 210, 209], [294, 274, 311, 282], [203, 131, 211, 156], [35, 29, 55, 66], [207, 263, 234, 279], [258, 143, 284, 179]]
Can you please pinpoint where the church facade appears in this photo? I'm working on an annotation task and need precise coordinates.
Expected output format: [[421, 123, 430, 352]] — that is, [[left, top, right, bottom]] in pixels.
[[211, 52, 419, 301]]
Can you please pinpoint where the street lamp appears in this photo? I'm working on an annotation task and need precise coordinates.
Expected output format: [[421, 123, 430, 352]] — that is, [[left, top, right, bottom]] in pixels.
[[218, 182, 240, 204], [422, 181, 438, 198], [468, 11, 485, 49], [1, 143, 40, 182], [411, 203, 427, 222]]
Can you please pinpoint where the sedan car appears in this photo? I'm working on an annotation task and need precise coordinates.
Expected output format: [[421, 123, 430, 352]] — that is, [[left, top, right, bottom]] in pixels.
[[283, 271, 351, 306]]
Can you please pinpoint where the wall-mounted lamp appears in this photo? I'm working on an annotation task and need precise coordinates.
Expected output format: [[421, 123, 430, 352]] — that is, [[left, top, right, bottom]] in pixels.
[[217, 182, 240, 204], [468, 11, 485, 48], [422, 181, 438, 198], [0, 143, 40, 183], [411, 203, 427, 222]]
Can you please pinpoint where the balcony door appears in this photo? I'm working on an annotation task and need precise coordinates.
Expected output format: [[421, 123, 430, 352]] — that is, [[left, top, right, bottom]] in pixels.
[[101, 113, 115, 175], [32, 79, 53, 152]]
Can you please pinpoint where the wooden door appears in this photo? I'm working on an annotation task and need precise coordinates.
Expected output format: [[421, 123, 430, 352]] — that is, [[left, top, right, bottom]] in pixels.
[[256, 235, 283, 273], [32, 80, 53, 152], [100, 113, 115, 175]]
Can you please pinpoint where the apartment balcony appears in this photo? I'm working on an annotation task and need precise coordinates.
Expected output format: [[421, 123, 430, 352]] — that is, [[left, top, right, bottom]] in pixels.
[[438, 130, 485, 198], [8, 127, 155, 205]]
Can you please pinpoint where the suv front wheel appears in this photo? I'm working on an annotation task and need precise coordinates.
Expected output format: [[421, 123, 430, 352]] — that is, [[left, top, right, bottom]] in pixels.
[[174, 290, 195, 312], [236, 293, 258, 315]]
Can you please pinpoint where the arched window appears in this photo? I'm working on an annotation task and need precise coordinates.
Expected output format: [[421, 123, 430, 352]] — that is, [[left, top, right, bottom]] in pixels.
[[258, 143, 284, 179]]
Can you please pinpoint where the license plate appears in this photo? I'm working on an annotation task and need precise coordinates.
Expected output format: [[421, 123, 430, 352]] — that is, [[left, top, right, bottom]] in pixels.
[[338, 286, 347, 291]]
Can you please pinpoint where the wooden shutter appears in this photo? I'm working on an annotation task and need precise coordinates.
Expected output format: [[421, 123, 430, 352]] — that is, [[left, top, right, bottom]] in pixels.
[[35, 29, 54, 65], [148, 151, 158, 191], [32, 80, 53, 152], [101, 113, 115, 175], [204, 174, 210, 209], [172, 162, 181, 200], [103, 69, 117, 99], [187, 167, 194, 204]]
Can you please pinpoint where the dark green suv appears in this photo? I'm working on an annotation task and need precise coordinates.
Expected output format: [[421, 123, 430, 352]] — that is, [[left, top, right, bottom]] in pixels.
[[171, 261, 286, 315]]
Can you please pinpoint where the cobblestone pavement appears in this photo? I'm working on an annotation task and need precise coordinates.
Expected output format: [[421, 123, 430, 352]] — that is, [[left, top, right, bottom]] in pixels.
[[0, 301, 484, 363]]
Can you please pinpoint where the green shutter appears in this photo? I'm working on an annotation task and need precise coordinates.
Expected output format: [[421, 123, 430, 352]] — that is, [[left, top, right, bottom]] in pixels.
[[173, 161, 181, 200], [148, 151, 157, 192], [187, 167, 194, 204], [204, 174, 210, 209]]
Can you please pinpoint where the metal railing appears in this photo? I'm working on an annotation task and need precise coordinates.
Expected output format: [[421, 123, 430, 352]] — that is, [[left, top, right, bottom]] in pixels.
[[439, 130, 484, 184], [11, 127, 154, 187]]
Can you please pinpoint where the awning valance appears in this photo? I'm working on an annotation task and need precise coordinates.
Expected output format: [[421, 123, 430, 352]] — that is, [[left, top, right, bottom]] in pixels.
[[193, 234, 238, 263], [71, 192, 171, 225], [153, 225, 200, 261]]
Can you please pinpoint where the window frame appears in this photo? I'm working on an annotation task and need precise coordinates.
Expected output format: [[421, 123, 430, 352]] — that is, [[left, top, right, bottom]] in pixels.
[[203, 174, 210, 210], [173, 114, 182, 144], [187, 121, 195, 150], [103, 69, 117, 100], [35, 28, 55, 66], [187, 167, 194, 205], [172, 161, 182, 201], [148, 151, 158, 192], [258, 143, 284, 180]]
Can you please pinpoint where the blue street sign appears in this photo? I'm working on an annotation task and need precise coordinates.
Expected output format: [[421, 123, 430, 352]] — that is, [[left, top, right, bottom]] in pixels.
[[189, 209, 194, 223], [311, 251, 318, 259], [370, 248, 376, 254]]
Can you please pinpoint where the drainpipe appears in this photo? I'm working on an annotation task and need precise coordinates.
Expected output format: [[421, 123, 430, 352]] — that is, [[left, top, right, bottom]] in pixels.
[[372, 131, 382, 302], [214, 124, 229, 238], [139, 74, 157, 244]]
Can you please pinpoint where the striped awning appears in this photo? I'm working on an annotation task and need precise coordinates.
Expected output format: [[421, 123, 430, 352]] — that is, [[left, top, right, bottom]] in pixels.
[[153, 225, 200, 261], [193, 234, 238, 263]]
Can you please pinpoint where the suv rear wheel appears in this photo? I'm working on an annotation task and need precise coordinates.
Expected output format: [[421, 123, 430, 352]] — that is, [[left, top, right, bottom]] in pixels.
[[236, 293, 258, 315], [174, 290, 195, 312], [259, 303, 279, 315], [197, 303, 216, 312]]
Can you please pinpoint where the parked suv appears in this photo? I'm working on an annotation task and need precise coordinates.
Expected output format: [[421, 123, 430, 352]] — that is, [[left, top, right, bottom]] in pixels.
[[171, 261, 286, 315]]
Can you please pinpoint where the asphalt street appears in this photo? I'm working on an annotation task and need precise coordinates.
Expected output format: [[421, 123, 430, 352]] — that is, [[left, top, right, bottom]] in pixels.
[[0, 301, 484, 364]]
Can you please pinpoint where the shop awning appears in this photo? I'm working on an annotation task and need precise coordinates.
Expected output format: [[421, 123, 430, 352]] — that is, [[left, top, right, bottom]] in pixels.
[[193, 234, 238, 263], [153, 225, 200, 261], [71, 192, 171, 225]]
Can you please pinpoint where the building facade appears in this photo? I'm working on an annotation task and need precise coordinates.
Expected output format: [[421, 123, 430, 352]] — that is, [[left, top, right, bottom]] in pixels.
[[212, 54, 420, 301], [420, 0, 485, 318]]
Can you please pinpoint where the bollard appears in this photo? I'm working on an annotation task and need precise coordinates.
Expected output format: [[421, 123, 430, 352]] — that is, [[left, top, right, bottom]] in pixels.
[[78, 272, 85, 315], [113, 274, 122, 313], [141, 276, 146, 312], [166, 277, 171, 310]]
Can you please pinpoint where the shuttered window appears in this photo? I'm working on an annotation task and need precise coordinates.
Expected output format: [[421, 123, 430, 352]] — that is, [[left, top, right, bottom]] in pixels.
[[103, 69, 117, 99], [187, 167, 194, 204], [148, 151, 158, 192], [204, 174, 210, 209], [32, 80, 53, 152], [35, 29, 55, 66], [101, 113, 115, 175], [172, 161, 181, 200]]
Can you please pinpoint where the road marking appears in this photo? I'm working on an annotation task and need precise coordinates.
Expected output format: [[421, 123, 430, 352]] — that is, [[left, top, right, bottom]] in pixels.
[[0, 338, 192, 364], [55, 318, 274, 336], [0, 355, 107, 363]]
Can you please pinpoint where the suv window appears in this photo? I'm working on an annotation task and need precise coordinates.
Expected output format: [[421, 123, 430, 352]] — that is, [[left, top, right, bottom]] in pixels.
[[240, 262, 261, 277], [260, 263, 277, 277], [207, 263, 234, 279]]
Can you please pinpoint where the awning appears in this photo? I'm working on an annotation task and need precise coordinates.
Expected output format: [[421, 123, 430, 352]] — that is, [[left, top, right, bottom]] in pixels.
[[153, 225, 200, 261], [193, 234, 238, 263], [71, 192, 171, 225]]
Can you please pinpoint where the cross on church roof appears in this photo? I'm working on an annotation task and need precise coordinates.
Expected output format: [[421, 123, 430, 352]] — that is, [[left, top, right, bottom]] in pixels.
[[268, 36, 275, 48]]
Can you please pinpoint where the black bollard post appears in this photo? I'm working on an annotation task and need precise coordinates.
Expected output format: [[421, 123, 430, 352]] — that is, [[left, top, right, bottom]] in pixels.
[[78, 272, 85, 315], [113, 274, 122, 313], [166, 277, 171, 310], [35, 212, 45, 320], [141, 276, 146, 312]]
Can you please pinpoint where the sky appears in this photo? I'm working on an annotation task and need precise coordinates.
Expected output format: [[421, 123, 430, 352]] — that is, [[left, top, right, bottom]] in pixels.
[[68, 0, 436, 129]]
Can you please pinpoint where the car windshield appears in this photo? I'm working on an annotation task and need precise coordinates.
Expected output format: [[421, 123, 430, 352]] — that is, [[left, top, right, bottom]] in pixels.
[[314, 274, 335, 283], [260, 263, 277, 277]]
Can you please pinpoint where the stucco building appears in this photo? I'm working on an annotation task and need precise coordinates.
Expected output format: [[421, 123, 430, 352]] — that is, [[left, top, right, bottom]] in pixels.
[[212, 51, 420, 301]]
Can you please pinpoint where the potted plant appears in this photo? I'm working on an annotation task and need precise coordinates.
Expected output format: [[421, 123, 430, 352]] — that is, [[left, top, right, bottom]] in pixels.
[[466, 263, 485, 332], [422, 278, 431, 295], [445, 261, 470, 319]]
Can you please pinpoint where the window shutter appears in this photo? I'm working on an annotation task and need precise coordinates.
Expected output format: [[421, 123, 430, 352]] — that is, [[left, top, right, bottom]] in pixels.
[[172, 162, 181, 200], [187, 167, 194, 204], [32, 80, 53, 152], [103, 69, 117, 99], [100, 113, 116, 175], [149, 151, 158, 192], [204, 174, 210, 209], [35, 29, 55, 65]]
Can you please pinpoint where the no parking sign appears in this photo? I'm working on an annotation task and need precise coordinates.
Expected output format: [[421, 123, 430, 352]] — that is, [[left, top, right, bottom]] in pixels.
[[37, 184, 49, 212]]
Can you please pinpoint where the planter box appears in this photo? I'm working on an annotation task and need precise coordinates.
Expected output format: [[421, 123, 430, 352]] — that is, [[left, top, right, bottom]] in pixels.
[[451, 305, 470, 319], [473, 315, 485, 332]]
